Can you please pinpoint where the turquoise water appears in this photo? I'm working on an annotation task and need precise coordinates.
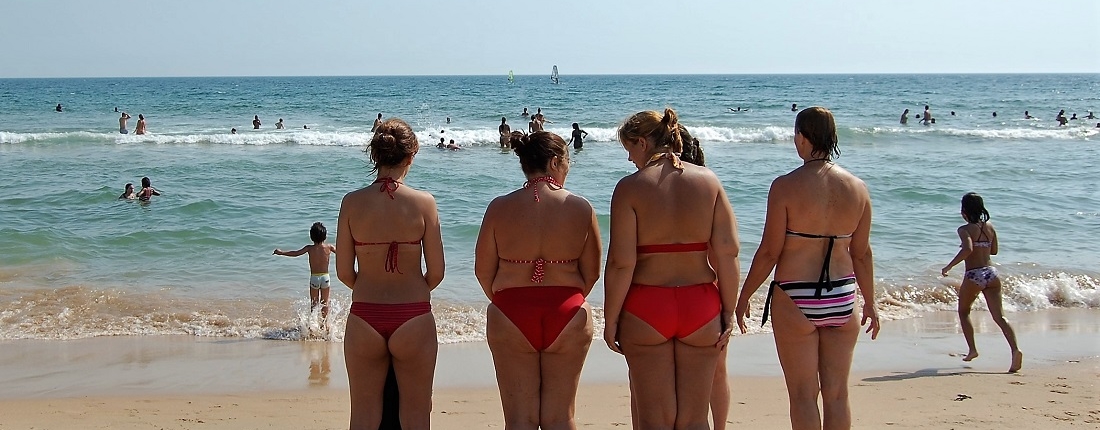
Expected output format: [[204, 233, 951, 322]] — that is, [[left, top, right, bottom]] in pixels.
[[1, 74, 1098, 341]]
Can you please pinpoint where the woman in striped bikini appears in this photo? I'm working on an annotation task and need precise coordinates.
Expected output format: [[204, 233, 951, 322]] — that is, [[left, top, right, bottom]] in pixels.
[[475, 131, 602, 429], [736, 106, 880, 430], [337, 118, 445, 430]]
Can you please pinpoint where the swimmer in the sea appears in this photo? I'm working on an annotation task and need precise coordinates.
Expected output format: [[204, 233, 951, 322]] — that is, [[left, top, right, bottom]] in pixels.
[[791, 103, 797, 112], [136, 176, 160, 201], [118, 183, 135, 200], [1024, 111, 1033, 119], [276, 118, 285, 129], [253, 115, 262, 129], [1086, 111, 1095, 120], [134, 114, 147, 135], [900, 109, 909, 124]]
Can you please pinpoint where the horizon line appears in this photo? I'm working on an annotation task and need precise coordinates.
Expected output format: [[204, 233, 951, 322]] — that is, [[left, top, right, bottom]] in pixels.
[[2, 72, 1099, 80]]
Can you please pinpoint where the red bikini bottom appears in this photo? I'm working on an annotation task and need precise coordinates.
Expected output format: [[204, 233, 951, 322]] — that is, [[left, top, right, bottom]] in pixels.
[[492, 286, 585, 351], [349, 301, 432, 340], [622, 282, 720, 340]]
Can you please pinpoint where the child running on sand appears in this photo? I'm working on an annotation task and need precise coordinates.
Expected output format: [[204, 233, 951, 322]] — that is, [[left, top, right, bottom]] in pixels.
[[274, 222, 338, 328], [941, 192, 1022, 372]]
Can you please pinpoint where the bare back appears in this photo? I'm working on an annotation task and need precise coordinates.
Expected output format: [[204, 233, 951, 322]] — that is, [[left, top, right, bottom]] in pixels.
[[337, 181, 443, 303], [306, 243, 335, 274], [960, 222, 997, 270], [480, 184, 599, 293], [617, 162, 724, 286], [772, 162, 870, 282]]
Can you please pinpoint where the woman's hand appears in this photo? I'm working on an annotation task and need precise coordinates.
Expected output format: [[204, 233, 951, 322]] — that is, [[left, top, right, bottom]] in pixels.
[[716, 311, 735, 349], [603, 323, 622, 355], [941, 265, 952, 277], [735, 298, 750, 334], [861, 302, 881, 340]]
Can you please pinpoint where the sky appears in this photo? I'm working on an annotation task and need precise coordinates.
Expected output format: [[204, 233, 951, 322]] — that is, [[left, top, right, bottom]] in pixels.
[[1, 0, 1097, 78]]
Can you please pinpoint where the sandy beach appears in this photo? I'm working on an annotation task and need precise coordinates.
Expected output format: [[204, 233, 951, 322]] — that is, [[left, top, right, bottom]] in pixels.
[[1, 310, 1096, 429]]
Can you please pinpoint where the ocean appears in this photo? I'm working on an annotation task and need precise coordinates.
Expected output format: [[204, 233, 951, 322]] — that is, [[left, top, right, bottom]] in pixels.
[[1, 74, 1098, 343]]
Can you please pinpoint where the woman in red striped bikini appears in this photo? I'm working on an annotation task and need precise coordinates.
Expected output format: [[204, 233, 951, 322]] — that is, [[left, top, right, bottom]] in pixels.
[[337, 118, 445, 430], [475, 130, 602, 429], [604, 108, 741, 429]]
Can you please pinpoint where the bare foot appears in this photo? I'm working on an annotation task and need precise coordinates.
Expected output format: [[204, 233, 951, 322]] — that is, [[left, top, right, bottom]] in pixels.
[[962, 351, 979, 362], [1009, 351, 1023, 373]]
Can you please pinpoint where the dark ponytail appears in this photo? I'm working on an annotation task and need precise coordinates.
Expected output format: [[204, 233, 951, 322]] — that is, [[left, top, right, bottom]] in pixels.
[[961, 192, 990, 223]]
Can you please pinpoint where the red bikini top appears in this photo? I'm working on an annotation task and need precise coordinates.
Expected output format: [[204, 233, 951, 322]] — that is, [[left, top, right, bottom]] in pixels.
[[636, 242, 708, 254], [373, 176, 401, 199], [523, 175, 562, 202], [354, 239, 421, 274], [500, 175, 577, 283]]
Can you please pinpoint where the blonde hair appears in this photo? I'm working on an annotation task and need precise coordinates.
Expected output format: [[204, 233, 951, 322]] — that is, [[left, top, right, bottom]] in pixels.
[[618, 108, 683, 154]]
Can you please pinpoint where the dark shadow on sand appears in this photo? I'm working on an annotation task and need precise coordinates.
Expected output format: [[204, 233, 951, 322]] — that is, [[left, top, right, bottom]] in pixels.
[[862, 367, 1007, 382]]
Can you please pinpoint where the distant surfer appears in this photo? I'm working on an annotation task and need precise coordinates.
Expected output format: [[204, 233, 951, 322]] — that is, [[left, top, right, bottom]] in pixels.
[[1024, 111, 1033, 119], [55, 103, 63, 112], [253, 115, 262, 129], [498, 117, 511, 149], [119, 112, 132, 134], [135, 114, 147, 135], [372, 113, 383, 132], [276, 118, 285, 129], [900, 109, 909, 124]]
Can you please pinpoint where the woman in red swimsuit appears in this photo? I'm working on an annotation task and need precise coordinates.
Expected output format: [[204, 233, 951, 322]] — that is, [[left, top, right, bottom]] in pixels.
[[736, 107, 879, 430], [604, 108, 741, 429], [336, 118, 445, 430], [475, 131, 602, 429]]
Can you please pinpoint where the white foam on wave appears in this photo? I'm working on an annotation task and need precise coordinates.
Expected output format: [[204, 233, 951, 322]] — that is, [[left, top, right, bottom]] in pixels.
[[855, 126, 1098, 140]]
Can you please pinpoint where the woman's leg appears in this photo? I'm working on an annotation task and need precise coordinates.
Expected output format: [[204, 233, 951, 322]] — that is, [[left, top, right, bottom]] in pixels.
[[539, 305, 594, 430], [980, 277, 1023, 372], [711, 349, 730, 430], [674, 316, 722, 430], [619, 312, 676, 430], [388, 313, 438, 430], [486, 304, 542, 430], [817, 310, 860, 430], [771, 289, 823, 430], [957, 280, 983, 361], [344, 314, 391, 430]]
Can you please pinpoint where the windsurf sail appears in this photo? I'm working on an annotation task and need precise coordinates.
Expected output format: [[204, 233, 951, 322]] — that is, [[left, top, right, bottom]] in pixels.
[[508, 70, 514, 84], [551, 65, 559, 84]]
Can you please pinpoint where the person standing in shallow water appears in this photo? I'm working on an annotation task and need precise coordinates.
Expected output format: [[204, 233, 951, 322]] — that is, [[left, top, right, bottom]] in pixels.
[[941, 192, 1022, 373], [900, 109, 909, 125], [498, 117, 511, 149], [736, 106, 880, 430], [568, 122, 588, 150], [253, 115, 262, 129]]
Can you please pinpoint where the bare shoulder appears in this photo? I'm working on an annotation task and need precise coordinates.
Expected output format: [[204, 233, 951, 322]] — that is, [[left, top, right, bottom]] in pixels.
[[564, 191, 597, 214]]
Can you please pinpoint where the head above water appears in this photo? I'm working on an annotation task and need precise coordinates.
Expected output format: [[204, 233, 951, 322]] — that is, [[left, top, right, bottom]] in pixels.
[[618, 108, 684, 155], [368, 118, 419, 172], [141, 177, 151, 188], [961, 192, 990, 224], [794, 107, 840, 159], [310, 222, 327, 243], [125, 183, 133, 190], [510, 131, 568, 176]]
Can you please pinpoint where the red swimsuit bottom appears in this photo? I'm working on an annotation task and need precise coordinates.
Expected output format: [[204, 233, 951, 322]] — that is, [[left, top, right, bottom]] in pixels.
[[492, 286, 585, 351], [350, 302, 433, 340], [622, 282, 720, 340]]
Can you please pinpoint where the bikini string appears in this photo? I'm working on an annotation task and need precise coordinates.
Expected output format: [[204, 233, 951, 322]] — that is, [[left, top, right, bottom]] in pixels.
[[523, 175, 562, 202], [761, 236, 837, 327], [383, 241, 402, 274], [373, 177, 401, 199], [761, 280, 779, 327]]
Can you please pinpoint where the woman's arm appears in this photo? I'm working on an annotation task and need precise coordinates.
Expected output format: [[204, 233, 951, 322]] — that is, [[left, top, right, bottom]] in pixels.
[[473, 201, 499, 300], [941, 226, 973, 276], [421, 195, 446, 290], [989, 223, 998, 256], [603, 182, 637, 354], [578, 204, 603, 297], [708, 183, 740, 348], [335, 194, 357, 290], [736, 180, 787, 333], [851, 191, 879, 339]]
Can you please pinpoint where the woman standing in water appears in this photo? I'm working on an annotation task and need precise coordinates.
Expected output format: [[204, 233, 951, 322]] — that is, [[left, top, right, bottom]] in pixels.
[[337, 118, 445, 430], [941, 192, 1022, 372], [604, 108, 740, 429], [475, 131, 602, 429], [736, 106, 879, 430]]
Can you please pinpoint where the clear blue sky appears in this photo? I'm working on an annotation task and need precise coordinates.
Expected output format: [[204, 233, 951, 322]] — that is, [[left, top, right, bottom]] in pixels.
[[1, 0, 1097, 78]]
